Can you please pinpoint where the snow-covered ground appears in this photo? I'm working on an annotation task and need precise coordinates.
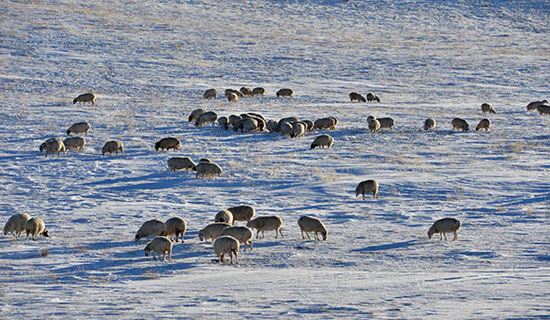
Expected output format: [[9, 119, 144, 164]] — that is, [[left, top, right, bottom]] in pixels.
[[1, 0, 549, 318]]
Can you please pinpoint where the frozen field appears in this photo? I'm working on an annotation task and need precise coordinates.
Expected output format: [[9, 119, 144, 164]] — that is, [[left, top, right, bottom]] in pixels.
[[1, 0, 549, 318]]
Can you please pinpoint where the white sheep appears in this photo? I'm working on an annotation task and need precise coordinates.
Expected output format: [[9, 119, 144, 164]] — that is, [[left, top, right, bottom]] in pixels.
[[313, 117, 337, 130], [195, 162, 223, 179], [428, 218, 461, 241], [63, 136, 85, 152], [240, 87, 252, 96], [165, 217, 187, 242], [25, 217, 49, 240], [218, 116, 229, 130], [203, 88, 217, 99], [66, 121, 91, 135], [378, 117, 395, 130], [355, 179, 379, 200], [225, 89, 243, 98], [213, 235, 240, 263], [246, 216, 283, 239], [303, 119, 314, 131], [144, 236, 173, 261], [135, 219, 166, 241], [451, 118, 469, 131], [229, 115, 243, 128], [310, 134, 334, 149], [73, 93, 96, 105], [198, 222, 231, 242], [227, 205, 255, 222], [102, 140, 124, 156], [220, 226, 253, 251], [266, 120, 279, 133], [276, 88, 293, 98], [280, 122, 293, 137], [195, 111, 218, 126], [278, 117, 299, 130], [189, 108, 205, 122], [366, 92, 380, 102], [291, 122, 306, 138], [252, 87, 265, 96], [481, 103, 496, 114], [4, 213, 31, 237], [424, 118, 436, 131], [155, 137, 181, 151], [526, 100, 548, 111], [215, 210, 234, 225], [367, 117, 381, 133], [227, 92, 239, 102], [167, 157, 196, 172], [297, 216, 327, 241], [241, 118, 259, 133], [39, 137, 66, 157], [349, 92, 366, 102], [476, 118, 491, 131]]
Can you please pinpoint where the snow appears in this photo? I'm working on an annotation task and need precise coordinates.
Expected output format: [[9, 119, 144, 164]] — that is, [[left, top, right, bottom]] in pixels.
[[1, 0, 549, 318]]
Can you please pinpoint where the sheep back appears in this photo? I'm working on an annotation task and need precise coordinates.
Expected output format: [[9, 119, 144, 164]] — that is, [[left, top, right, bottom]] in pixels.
[[195, 162, 223, 179], [227, 205, 255, 222], [102, 140, 124, 156], [213, 235, 240, 263], [4, 213, 31, 237], [66, 121, 91, 135], [297, 216, 327, 241], [311, 134, 334, 149], [155, 137, 181, 151], [167, 157, 196, 172], [428, 218, 461, 241], [355, 179, 379, 200], [25, 217, 49, 240], [135, 219, 166, 241], [215, 210, 234, 225], [220, 226, 253, 250], [165, 217, 187, 242], [198, 222, 231, 241], [144, 236, 173, 261]]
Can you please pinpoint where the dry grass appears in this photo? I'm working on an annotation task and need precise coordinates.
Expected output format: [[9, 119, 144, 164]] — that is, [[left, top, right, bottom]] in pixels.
[[40, 248, 49, 257]]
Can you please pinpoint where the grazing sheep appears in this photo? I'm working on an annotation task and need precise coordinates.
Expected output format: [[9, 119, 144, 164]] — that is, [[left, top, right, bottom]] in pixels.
[[25, 217, 49, 240], [278, 117, 299, 129], [225, 89, 243, 98], [189, 108, 205, 122], [428, 218, 461, 241], [73, 93, 96, 105], [246, 216, 283, 239], [526, 100, 548, 111], [195, 162, 223, 178], [227, 205, 255, 222], [237, 118, 259, 133], [367, 117, 381, 133], [155, 137, 181, 151], [378, 117, 395, 130], [303, 120, 314, 131], [135, 219, 166, 241], [291, 121, 307, 138], [213, 235, 239, 264], [198, 222, 231, 242], [102, 140, 124, 156], [276, 88, 293, 98], [280, 122, 293, 137], [4, 213, 31, 237], [229, 115, 242, 128], [297, 216, 327, 241], [313, 117, 337, 130], [167, 157, 196, 172], [218, 116, 229, 130], [266, 120, 279, 132], [144, 236, 173, 261], [481, 103, 496, 114], [366, 93, 380, 102], [424, 118, 436, 131], [349, 92, 366, 102], [66, 121, 91, 135], [227, 92, 239, 102], [215, 210, 234, 225], [355, 180, 379, 200], [310, 134, 334, 149], [203, 88, 217, 99], [220, 226, 253, 251], [40, 137, 66, 157], [63, 136, 85, 152], [451, 118, 469, 131], [165, 217, 187, 243], [252, 87, 265, 96], [476, 118, 491, 131], [195, 111, 218, 126], [240, 87, 252, 96], [537, 104, 550, 115]]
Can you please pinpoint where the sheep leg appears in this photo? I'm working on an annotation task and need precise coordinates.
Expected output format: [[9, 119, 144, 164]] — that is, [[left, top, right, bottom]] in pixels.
[[453, 231, 458, 241], [279, 229, 284, 238], [219, 253, 224, 263], [256, 230, 260, 239], [233, 250, 238, 264], [439, 233, 443, 241], [314, 232, 319, 241], [249, 241, 253, 251], [443, 233, 448, 241], [362, 193, 366, 200]]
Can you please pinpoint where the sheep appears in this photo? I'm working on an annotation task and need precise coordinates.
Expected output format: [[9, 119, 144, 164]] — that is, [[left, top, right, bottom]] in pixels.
[[266, 120, 279, 132], [195, 162, 223, 179], [218, 116, 229, 130], [189, 108, 205, 122], [203, 88, 217, 99], [481, 103, 496, 114], [165, 217, 187, 243], [227, 92, 239, 102], [537, 105, 550, 115], [4, 213, 31, 237], [276, 88, 293, 98], [63, 136, 85, 152], [199, 158, 212, 163], [40, 137, 66, 157], [378, 117, 395, 130], [195, 111, 218, 126], [366, 93, 380, 102], [244, 114, 266, 131], [102, 140, 124, 156], [229, 115, 242, 128], [220, 226, 253, 251], [198, 222, 231, 242], [225, 89, 243, 98], [427, 218, 461, 241], [278, 116, 299, 129], [476, 118, 491, 131], [303, 120, 314, 131], [213, 235, 239, 263], [215, 210, 234, 225], [297, 216, 327, 241], [235, 118, 258, 133], [25, 217, 49, 240], [167, 157, 196, 172], [280, 122, 293, 137], [526, 100, 548, 111], [424, 118, 436, 131], [240, 87, 252, 96], [252, 87, 265, 96], [349, 92, 366, 102], [155, 137, 181, 151], [135, 219, 166, 241], [313, 117, 337, 130], [311, 134, 334, 149], [66, 121, 91, 135], [227, 205, 255, 222], [291, 121, 307, 138], [73, 93, 96, 105], [144, 236, 173, 261], [367, 117, 381, 133], [451, 118, 469, 131], [355, 179, 379, 200], [246, 216, 283, 239]]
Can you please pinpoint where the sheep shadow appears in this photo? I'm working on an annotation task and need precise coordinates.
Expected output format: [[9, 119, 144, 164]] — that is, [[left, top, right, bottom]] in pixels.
[[351, 239, 422, 253]]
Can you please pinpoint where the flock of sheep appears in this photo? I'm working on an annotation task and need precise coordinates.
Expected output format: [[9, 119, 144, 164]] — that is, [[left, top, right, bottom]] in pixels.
[[6, 89, 549, 264]]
